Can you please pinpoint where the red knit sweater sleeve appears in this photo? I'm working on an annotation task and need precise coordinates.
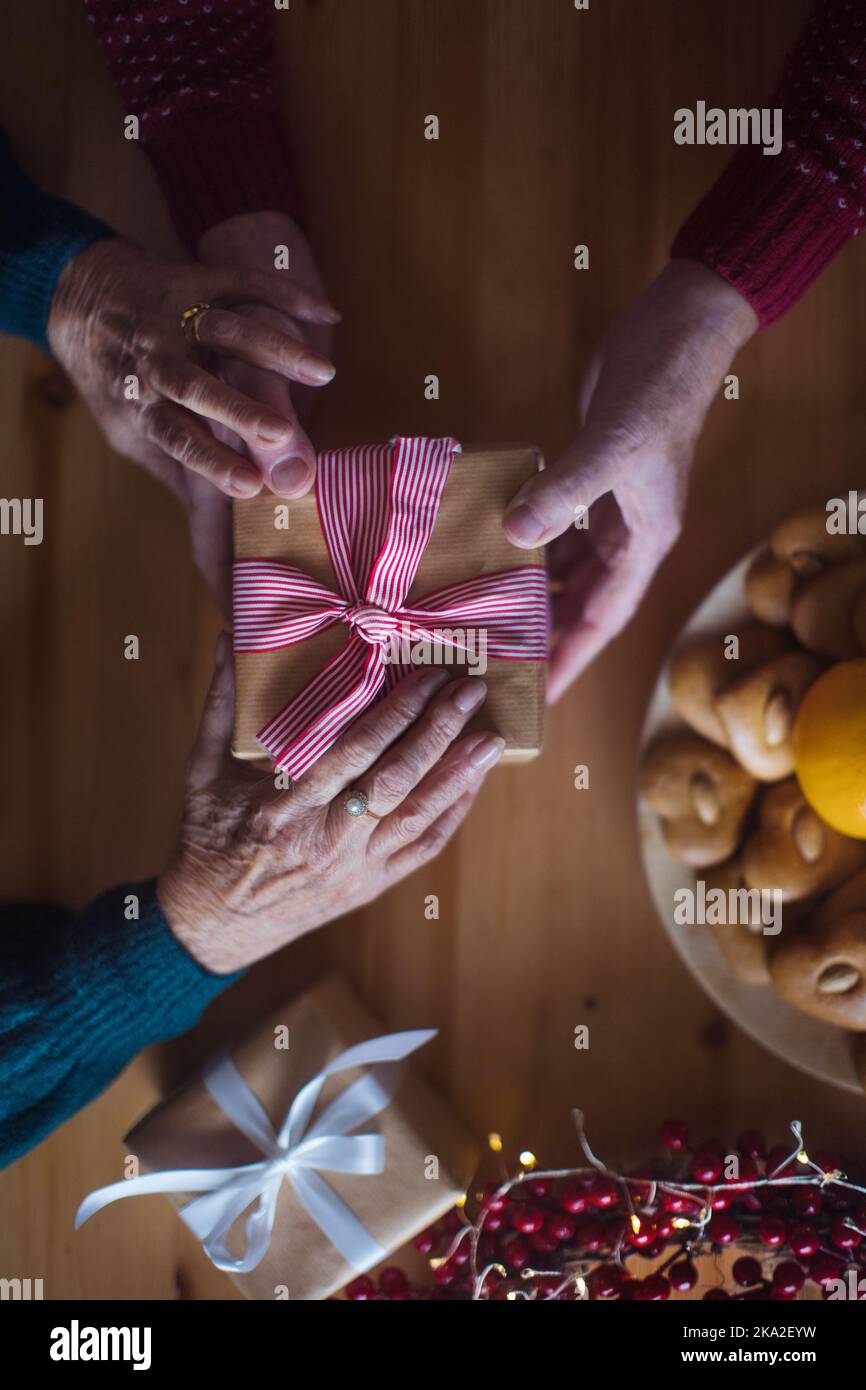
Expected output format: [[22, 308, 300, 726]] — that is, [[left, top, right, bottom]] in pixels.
[[672, 0, 866, 329], [84, 0, 305, 250]]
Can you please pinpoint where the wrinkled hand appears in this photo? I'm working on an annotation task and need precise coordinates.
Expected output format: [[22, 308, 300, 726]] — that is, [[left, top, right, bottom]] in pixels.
[[197, 212, 334, 500], [157, 636, 505, 973], [503, 260, 758, 700], [47, 236, 337, 498]]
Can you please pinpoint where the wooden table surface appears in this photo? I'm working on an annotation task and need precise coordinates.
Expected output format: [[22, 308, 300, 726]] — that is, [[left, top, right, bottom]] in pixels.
[[2, 0, 866, 1300]]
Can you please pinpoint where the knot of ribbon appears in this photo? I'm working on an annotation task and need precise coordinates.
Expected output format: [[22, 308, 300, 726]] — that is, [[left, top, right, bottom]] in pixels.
[[342, 602, 400, 647], [233, 437, 548, 778], [75, 1028, 436, 1276]]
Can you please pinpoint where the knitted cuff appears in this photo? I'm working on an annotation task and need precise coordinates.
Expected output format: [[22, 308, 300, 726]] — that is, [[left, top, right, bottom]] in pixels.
[[0, 191, 115, 353], [672, 145, 866, 330], [65, 881, 241, 1051], [142, 106, 307, 252]]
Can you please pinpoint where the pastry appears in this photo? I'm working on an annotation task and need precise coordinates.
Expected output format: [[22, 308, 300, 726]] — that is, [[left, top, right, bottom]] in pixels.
[[770, 912, 866, 1030], [669, 626, 791, 748], [740, 779, 866, 902], [791, 556, 866, 659], [714, 649, 821, 781], [640, 732, 756, 867], [745, 507, 866, 628]]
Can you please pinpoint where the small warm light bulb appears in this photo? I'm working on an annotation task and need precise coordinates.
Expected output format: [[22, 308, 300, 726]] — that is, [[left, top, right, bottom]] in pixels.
[[455, 1192, 468, 1208], [488, 1132, 503, 1153], [672, 1217, 691, 1230], [575, 1276, 587, 1299], [630, 1214, 641, 1235], [797, 1150, 810, 1165], [506, 1290, 520, 1300], [519, 1150, 537, 1169]]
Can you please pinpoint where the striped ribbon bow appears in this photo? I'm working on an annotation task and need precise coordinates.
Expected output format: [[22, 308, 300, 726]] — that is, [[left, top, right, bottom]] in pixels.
[[234, 437, 548, 778]]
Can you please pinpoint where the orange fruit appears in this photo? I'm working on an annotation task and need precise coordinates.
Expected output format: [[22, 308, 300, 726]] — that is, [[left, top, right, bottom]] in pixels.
[[793, 659, 866, 839]]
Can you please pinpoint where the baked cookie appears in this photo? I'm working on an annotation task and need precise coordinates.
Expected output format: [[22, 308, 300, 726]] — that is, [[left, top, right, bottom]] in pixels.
[[791, 556, 866, 660], [640, 732, 757, 868], [770, 912, 866, 1030], [745, 507, 866, 629], [669, 626, 791, 748], [740, 779, 866, 902]]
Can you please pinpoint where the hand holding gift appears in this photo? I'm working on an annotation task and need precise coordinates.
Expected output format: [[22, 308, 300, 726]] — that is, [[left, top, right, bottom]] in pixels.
[[158, 631, 506, 974]]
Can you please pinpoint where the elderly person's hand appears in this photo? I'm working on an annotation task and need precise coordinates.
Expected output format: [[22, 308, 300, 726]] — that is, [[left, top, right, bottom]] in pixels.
[[197, 211, 332, 502], [46, 236, 337, 500], [503, 260, 758, 701], [157, 636, 504, 973]]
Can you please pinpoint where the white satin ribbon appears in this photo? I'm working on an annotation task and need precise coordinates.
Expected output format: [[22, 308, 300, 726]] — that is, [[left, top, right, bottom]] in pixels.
[[75, 1028, 436, 1275]]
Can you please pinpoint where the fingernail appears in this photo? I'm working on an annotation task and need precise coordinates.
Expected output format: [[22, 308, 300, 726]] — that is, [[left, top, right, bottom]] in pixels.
[[257, 420, 292, 443], [271, 457, 313, 496], [504, 503, 545, 546], [417, 668, 450, 697], [300, 355, 336, 384], [228, 468, 262, 498], [452, 678, 487, 713], [468, 734, 505, 769]]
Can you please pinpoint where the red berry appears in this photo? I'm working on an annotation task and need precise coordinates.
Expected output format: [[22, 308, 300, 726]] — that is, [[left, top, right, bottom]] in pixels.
[[732, 1256, 762, 1287], [629, 1166, 653, 1200], [525, 1177, 552, 1199], [629, 1221, 657, 1250], [772, 1261, 805, 1296], [808, 1251, 842, 1288], [379, 1266, 408, 1295], [432, 1260, 458, 1286], [481, 1182, 509, 1213], [534, 1275, 563, 1299], [618, 1276, 639, 1300], [590, 1177, 619, 1209], [505, 1237, 530, 1270], [692, 1150, 723, 1184], [788, 1223, 820, 1259], [709, 1212, 739, 1245], [575, 1218, 605, 1252], [710, 1191, 733, 1210], [345, 1275, 376, 1300], [558, 1180, 589, 1215], [588, 1264, 622, 1299], [758, 1216, 787, 1247], [792, 1188, 822, 1219], [655, 1215, 675, 1240], [530, 1230, 558, 1255], [546, 1213, 576, 1243], [662, 1192, 699, 1215], [512, 1203, 544, 1235], [737, 1129, 767, 1159], [726, 1156, 759, 1187], [659, 1118, 689, 1151], [669, 1259, 698, 1292], [482, 1211, 505, 1233], [413, 1229, 437, 1255], [703, 1288, 730, 1300], [635, 1274, 670, 1301], [442, 1209, 462, 1232], [831, 1218, 861, 1251]]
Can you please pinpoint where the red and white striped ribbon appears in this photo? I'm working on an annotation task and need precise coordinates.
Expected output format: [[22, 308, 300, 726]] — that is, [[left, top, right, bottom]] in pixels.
[[233, 437, 548, 778]]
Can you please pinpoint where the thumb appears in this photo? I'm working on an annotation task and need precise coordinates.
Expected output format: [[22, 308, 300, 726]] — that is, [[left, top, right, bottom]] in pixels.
[[503, 428, 623, 548], [187, 631, 235, 789]]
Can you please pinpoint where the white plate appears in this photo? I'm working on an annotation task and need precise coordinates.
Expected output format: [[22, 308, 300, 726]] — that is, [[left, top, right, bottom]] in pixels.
[[637, 548, 860, 1094]]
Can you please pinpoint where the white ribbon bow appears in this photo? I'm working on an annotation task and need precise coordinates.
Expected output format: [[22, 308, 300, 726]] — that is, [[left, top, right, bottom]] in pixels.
[[75, 1028, 436, 1274]]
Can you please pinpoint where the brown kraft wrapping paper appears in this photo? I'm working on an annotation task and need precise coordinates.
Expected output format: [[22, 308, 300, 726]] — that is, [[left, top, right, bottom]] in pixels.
[[126, 975, 478, 1301], [232, 443, 547, 766]]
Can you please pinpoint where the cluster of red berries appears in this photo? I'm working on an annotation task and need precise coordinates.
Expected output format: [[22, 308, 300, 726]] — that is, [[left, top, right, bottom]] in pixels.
[[344, 1119, 866, 1300]]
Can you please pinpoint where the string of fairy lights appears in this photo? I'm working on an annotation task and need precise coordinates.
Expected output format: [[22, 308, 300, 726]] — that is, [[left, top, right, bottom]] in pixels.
[[426, 1112, 866, 1300]]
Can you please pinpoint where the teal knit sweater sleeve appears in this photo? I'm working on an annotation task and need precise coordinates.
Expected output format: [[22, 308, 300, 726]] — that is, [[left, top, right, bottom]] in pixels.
[[0, 882, 241, 1170], [0, 127, 115, 352]]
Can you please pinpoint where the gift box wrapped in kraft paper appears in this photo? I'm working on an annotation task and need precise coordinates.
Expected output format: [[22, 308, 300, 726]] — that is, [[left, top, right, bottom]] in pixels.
[[232, 437, 548, 777], [75, 975, 478, 1301]]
